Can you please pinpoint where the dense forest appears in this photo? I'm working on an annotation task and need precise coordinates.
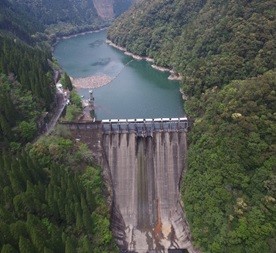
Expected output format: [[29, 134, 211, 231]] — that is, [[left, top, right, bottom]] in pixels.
[[108, 0, 276, 252], [0, 132, 118, 253], [0, 0, 44, 44], [183, 71, 276, 252], [8, 0, 99, 26], [6, 0, 137, 38], [0, 30, 57, 146], [0, 1, 119, 252]]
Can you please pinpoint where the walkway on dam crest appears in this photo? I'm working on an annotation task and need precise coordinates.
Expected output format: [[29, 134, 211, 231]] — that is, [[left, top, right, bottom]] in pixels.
[[62, 117, 189, 137]]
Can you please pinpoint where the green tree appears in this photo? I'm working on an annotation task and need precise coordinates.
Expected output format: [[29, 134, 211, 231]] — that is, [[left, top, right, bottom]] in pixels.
[[1, 244, 17, 253], [19, 236, 35, 253], [18, 121, 37, 142], [65, 237, 75, 253], [61, 73, 73, 91]]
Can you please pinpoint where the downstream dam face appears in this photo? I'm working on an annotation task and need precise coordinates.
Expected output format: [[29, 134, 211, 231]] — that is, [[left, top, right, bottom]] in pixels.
[[63, 119, 198, 253]]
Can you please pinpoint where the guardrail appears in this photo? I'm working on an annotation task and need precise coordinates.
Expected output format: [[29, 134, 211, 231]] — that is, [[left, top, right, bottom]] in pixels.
[[101, 117, 188, 123]]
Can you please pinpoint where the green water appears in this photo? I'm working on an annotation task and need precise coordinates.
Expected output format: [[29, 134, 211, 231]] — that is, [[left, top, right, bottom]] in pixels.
[[54, 30, 184, 119]]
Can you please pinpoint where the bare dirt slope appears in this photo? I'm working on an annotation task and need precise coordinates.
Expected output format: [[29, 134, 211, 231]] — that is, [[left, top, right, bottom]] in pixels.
[[93, 0, 114, 20]]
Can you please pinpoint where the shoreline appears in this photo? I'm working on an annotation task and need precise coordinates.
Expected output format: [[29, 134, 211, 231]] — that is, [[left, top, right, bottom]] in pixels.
[[180, 88, 188, 101], [106, 39, 155, 63], [106, 39, 182, 81], [54, 32, 187, 100], [60, 27, 107, 40], [52, 27, 108, 49]]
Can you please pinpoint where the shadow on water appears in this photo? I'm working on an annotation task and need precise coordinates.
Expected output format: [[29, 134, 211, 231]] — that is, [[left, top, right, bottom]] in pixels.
[[127, 60, 177, 90], [90, 57, 111, 66], [89, 39, 104, 47]]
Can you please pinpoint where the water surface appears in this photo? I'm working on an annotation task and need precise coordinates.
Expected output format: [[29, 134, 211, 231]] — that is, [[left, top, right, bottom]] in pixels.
[[54, 30, 184, 119]]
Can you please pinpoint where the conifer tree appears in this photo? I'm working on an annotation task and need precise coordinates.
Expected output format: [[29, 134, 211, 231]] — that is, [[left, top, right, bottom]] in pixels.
[[1, 244, 17, 253], [43, 247, 54, 253], [18, 236, 34, 253], [75, 204, 83, 230], [2, 186, 13, 208], [10, 220, 28, 241], [0, 143, 116, 252], [62, 73, 73, 91], [65, 237, 75, 253], [0, 221, 12, 246], [80, 236, 92, 253], [0, 114, 12, 141]]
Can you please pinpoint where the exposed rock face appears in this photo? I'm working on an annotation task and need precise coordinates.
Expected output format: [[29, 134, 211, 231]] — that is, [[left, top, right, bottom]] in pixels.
[[93, 0, 115, 20], [92, 0, 137, 20], [102, 132, 199, 253]]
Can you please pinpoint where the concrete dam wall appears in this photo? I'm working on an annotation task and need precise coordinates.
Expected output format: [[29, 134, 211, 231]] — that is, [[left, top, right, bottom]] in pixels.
[[102, 131, 197, 253], [62, 120, 198, 253]]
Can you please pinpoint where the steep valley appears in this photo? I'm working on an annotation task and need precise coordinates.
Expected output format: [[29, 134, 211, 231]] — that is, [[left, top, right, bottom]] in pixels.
[[0, 0, 275, 252]]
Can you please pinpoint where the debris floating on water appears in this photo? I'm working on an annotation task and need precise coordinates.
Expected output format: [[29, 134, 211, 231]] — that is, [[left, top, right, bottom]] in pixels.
[[72, 75, 113, 89]]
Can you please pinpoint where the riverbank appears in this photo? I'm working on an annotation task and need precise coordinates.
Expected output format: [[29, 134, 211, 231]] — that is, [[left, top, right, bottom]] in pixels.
[[151, 64, 183, 81], [60, 27, 107, 40], [52, 27, 108, 49], [106, 39, 182, 81], [106, 40, 155, 63], [180, 88, 188, 101]]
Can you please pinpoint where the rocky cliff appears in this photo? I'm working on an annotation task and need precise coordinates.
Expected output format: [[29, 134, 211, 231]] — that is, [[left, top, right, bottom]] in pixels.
[[93, 0, 138, 20]]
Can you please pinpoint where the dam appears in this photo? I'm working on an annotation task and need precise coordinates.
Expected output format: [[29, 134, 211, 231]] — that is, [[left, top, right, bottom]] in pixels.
[[55, 28, 198, 253], [63, 118, 199, 253]]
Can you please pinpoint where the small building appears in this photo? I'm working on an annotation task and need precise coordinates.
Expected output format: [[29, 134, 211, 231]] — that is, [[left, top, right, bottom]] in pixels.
[[56, 83, 62, 89]]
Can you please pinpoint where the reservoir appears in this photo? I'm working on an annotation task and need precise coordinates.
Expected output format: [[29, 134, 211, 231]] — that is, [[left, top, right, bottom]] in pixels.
[[54, 30, 184, 119]]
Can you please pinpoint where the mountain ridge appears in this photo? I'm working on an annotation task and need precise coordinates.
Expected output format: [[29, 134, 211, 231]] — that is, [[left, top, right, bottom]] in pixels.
[[107, 0, 276, 252]]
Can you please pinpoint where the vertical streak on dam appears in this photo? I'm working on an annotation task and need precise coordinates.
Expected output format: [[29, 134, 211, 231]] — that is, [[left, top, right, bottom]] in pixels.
[[102, 131, 198, 253]]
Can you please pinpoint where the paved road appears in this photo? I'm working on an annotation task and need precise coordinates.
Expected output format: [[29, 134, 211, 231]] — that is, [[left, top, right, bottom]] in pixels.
[[45, 91, 67, 135]]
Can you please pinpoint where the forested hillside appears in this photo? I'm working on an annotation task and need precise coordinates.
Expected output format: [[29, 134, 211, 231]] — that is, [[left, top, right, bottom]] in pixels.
[[1, 2, 118, 253], [108, 0, 275, 98], [108, 0, 276, 252], [0, 133, 118, 253], [183, 71, 276, 252], [0, 0, 58, 146], [0, 0, 43, 44], [7, 0, 137, 37], [8, 0, 101, 37]]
